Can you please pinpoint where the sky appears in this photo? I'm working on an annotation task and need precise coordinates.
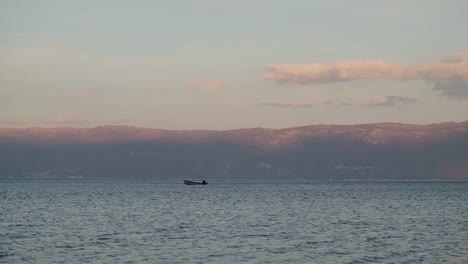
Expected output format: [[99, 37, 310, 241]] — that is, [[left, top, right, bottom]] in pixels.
[[1, 0, 468, 130]]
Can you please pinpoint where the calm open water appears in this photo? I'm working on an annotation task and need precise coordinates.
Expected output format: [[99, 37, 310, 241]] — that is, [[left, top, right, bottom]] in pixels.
[[1, 180, 467, 264]]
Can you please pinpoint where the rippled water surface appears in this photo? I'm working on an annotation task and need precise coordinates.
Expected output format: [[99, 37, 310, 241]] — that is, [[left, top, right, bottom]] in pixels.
[[1, 180, 467, 263]]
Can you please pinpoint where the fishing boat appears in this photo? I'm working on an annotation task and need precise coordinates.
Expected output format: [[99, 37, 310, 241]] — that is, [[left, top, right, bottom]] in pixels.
[[183, 180, 208, 185]]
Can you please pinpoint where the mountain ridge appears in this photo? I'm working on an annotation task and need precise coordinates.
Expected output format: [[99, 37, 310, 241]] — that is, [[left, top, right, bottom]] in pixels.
[[1, 120, 468, 146], [1, 121, 467, 180]]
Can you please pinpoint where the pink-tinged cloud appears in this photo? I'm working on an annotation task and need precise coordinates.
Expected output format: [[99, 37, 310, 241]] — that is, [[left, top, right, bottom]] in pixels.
[[264, 52, 468, 84], [188, 79, 227, 92], [265, 62, 407, 84], [362, 96, 417, 107]]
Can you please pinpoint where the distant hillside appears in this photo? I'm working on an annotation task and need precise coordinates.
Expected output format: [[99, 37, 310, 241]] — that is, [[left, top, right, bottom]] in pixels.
[[1, 121, 468, 180]]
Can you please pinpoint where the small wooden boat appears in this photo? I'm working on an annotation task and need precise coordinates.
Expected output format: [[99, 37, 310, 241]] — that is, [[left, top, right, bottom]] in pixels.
[[183, 180, 208, 185]]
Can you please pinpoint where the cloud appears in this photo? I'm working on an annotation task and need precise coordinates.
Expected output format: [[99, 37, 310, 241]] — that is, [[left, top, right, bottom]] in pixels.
[[433, 80, 468, 100], [264, 52, 468, 84], [259, 96, 417, 108], [362, 96, 417, 107], [258, 101, 321, 108], [265, 62, 407, 84], [438, 53, 467, 64], [188, 79, 227, 92]]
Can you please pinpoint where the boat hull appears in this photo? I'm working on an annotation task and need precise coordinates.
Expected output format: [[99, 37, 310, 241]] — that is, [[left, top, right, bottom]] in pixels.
[[183, 180, 207, 185]]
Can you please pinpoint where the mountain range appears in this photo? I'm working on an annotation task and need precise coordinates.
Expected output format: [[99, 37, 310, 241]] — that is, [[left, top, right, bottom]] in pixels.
[[1, 121, 468, 180]]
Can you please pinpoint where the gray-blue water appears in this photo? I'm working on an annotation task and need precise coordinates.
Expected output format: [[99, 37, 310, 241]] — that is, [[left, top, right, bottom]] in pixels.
[[1, 180, 467, 264]]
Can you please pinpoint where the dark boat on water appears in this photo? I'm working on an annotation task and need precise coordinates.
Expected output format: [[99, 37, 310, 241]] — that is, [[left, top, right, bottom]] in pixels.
[[183, 180, 208, 185]]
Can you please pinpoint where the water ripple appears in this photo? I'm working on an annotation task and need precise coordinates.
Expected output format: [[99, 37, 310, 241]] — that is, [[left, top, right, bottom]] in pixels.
[[1, 180, 467, 263]]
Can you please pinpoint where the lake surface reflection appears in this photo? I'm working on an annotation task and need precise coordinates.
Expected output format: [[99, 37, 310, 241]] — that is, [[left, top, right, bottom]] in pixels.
[[1, 180, 467, 263]]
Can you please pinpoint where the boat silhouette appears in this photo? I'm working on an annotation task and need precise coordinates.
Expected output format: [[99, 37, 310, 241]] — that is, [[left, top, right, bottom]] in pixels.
[[183, 180, 208, 185]]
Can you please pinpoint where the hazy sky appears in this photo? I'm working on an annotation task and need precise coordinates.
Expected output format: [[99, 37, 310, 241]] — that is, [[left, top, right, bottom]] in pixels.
[[1, 0, 468, 129]]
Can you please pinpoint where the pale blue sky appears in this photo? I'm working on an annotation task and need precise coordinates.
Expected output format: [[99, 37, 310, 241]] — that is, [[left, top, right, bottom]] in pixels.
[[1, 0, 468, 129]]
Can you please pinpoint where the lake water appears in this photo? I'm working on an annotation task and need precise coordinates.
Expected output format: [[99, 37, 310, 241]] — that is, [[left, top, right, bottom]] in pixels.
[[1, 180, 467, 263]]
